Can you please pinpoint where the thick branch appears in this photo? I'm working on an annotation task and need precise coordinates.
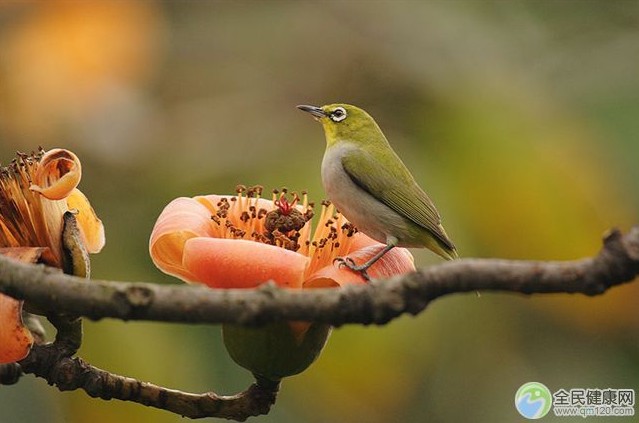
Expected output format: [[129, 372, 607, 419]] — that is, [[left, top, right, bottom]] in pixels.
[[0, 227, 637, 327]]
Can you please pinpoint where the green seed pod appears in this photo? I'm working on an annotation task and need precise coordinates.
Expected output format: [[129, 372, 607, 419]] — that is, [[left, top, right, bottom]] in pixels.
[[222, 321, 331, 382]]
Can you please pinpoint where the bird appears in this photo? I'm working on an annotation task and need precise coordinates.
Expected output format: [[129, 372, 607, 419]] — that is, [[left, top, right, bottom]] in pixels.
[[297, 103, 457, 277]]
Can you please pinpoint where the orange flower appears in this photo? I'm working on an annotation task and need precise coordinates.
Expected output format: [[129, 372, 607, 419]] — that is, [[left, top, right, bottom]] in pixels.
[[149, 185, 414, 380], [149, 186, 415, 290], [0, 148, 105, 363]]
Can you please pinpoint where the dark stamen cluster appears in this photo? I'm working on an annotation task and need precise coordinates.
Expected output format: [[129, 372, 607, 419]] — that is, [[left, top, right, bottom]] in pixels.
[[264, 208, 307, 234], [210, 187, 316, 252], [341, 222, 358, 237], [0, 147, 45, 185], [214, 198, 230, 219], [307, 220, 357, 253], [264, 192, 314, 251], [235, 184, 264, 198]]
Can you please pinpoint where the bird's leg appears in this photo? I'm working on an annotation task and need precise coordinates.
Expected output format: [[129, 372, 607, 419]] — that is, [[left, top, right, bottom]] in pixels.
[[334, 237, 398, 281]]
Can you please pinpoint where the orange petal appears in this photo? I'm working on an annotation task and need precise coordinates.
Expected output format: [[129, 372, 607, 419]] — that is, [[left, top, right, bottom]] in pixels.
[[0, 294, 33, 363], [305, 234, 415, 288], [183, 237, 308, 289], [66, 189, 105, 254], [346, 233, 415, 278], [345, 232, 384, 254], [305, 262, 370, 287], [30, 148, 81, 200], [0, 247, 52, 264], [149, 197, 218, 282], [358, 244, 415, 279], [0, 248, 46, 364]]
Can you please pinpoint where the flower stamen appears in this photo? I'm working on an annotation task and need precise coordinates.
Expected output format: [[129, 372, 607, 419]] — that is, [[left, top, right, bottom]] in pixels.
[[202, 186, 358, 268]]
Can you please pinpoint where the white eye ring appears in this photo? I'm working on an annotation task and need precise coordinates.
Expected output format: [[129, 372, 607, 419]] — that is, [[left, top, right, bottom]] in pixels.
[[330, 107, 347, 122]]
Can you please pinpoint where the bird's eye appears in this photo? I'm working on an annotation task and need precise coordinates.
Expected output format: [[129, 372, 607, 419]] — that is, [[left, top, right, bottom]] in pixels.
[[330, 107, 347, 122]]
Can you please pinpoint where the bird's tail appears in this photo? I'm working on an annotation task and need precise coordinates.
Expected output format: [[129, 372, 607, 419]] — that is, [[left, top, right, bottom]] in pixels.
[[431, 242, 458, 260], [441, 246, 459, 260], [430, 224, 458, 260]]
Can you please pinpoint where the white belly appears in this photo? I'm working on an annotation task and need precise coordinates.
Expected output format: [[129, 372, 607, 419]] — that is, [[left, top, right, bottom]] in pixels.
[[321, 143, 413, 246]]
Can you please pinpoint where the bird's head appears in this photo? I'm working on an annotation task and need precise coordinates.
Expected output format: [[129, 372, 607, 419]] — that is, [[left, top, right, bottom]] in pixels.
[[297, 103, 384, 148]]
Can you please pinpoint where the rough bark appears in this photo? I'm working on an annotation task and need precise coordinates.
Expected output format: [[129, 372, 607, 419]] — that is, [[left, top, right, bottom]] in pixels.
[[1, 227, 638, 420]]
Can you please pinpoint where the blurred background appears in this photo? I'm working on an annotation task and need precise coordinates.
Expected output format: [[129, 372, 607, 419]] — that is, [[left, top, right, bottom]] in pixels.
[[1, 1, 638, 422]]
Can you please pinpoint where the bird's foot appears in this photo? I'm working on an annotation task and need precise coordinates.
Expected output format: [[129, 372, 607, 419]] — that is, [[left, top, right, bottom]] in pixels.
[[333, 256, 371, 282]]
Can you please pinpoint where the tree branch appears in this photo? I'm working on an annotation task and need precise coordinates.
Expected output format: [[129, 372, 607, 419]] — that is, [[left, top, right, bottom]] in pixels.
[[1, 227, 638, 420], [15, 314, 279, 420], [0, 228, 637, 327]]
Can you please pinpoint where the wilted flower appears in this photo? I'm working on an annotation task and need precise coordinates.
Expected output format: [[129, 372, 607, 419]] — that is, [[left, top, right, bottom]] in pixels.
[[0, 148, 105, 363], [149, 185, 414, 380]]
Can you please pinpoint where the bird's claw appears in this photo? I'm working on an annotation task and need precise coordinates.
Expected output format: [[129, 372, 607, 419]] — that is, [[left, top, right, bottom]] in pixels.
[[333, 256, 356, 268], [333, 256, 371, 282]]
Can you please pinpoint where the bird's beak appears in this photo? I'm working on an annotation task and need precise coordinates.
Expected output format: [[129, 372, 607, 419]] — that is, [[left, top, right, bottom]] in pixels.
[[297, 104, 327, 119]]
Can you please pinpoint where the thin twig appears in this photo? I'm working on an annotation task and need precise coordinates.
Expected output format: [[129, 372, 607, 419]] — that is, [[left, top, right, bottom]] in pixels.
[[15, 314, 280, 420]]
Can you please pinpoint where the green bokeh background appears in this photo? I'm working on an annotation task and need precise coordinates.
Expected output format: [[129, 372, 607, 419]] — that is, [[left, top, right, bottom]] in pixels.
[[1, 1, 638, 422]]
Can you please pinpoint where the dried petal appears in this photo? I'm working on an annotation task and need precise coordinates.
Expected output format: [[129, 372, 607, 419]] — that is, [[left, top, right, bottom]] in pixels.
[[0, 294, 33, 363], [0, 247, 48, 364], [66, 189, 105, 254], [30, 148, 81, 200]]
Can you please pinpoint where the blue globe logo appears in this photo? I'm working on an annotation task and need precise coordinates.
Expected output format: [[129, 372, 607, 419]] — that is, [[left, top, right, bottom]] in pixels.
[[515, 382, 552, 419]]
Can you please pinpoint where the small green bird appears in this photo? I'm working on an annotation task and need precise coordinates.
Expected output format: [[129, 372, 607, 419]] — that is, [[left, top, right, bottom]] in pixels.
[[297, 103, 458, 275]]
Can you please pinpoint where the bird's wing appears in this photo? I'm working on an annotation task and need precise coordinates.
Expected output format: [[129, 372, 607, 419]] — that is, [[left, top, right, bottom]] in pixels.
[[341, 149, 455, 250]]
